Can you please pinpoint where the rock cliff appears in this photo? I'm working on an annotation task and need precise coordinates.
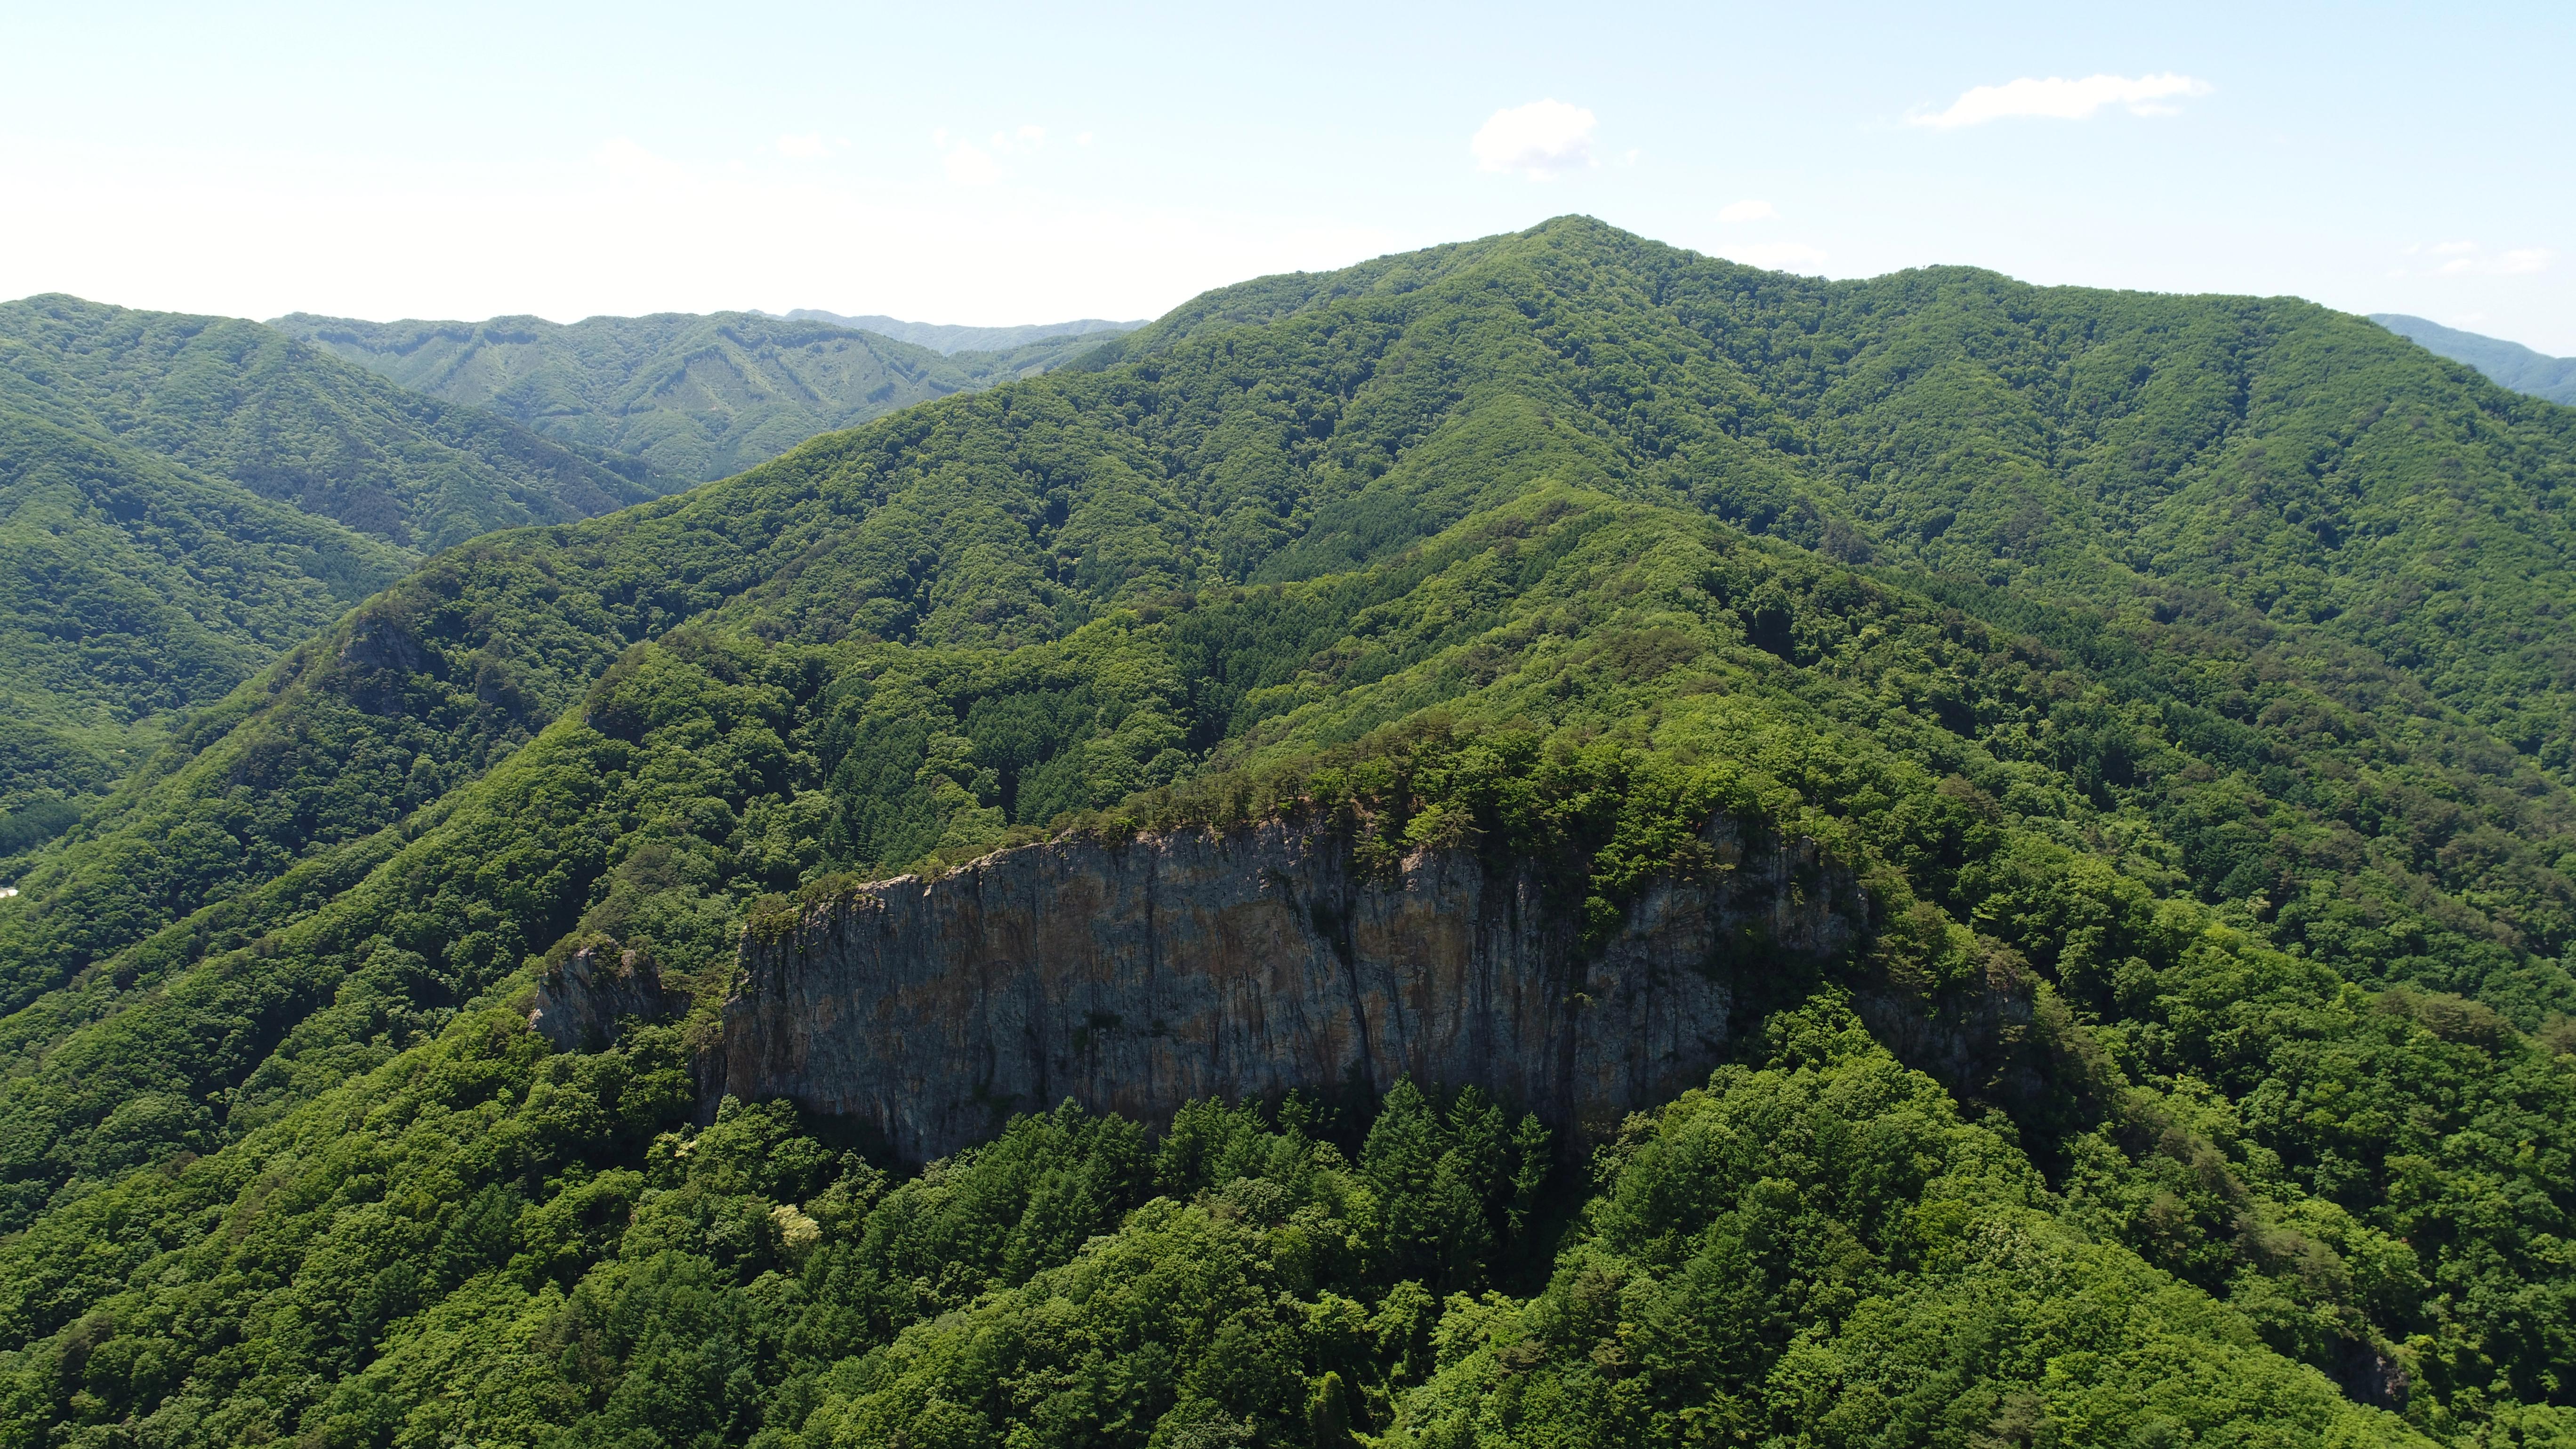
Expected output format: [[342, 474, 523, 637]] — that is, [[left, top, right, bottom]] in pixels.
[[698, 812, 1864, 1162], [530, 941, 670, 1052]]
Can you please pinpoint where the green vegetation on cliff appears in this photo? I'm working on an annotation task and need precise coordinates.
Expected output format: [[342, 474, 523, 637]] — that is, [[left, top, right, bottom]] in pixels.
[[3, 218, 2576, 1445], [272, 309, 1134, 483]]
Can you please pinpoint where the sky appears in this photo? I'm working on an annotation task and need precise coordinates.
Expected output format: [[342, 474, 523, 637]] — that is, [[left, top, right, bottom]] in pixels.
[[2, 1, 2571, 352]]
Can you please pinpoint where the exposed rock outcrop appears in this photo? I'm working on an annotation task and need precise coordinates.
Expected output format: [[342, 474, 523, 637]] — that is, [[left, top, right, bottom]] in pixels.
[[529, 942, 668, 1050], [702, 813, 1865, 1162]]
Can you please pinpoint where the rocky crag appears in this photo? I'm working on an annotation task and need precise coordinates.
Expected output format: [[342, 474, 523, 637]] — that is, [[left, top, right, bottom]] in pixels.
[[687, 812, 1867, 1161], [530, 942, 672, 1053]]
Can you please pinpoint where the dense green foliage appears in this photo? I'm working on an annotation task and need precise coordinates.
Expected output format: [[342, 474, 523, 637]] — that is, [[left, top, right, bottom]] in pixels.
[[0, 989, 2455, 1448], [274, 310, 1134, 483], [6, 217, 2576, 1444], [0, 409, 407, 823], [0, 296, 662, 551], [0, 294, 674, 837], [1398, 1001, 2434, 1448], [2377, 314, 2576, 406]]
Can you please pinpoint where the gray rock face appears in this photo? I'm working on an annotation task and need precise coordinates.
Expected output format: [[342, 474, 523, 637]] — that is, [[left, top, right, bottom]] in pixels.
[[703, 813, 1863, 1162], [530, 943, 668, 1051]]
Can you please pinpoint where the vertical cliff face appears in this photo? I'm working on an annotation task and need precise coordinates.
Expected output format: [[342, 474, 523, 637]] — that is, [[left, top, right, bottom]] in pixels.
[[700, 813, 1863, 1162], [530, 942, 670, 1052]]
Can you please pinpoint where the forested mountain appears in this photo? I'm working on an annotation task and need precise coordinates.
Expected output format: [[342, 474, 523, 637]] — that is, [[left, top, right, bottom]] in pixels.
[[0, 414, 409, 844], [0, 296, 665, 858], [2376, 313, 2576, 405], [0, 297, 661, 550], [5, 217, 2576, 1446], [780, 309, 1144, 354], [272, 310, 1135, 483]]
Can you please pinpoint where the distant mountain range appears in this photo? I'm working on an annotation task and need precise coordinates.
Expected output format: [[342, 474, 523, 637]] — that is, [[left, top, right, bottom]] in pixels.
[[0, 293, 671, 837], [0, 298, 1142, 855], [4, 296, 655, 550], [272, 310, 1138, 483], [2373, 313, 2576, 404], [778, 310, 1145, 354]]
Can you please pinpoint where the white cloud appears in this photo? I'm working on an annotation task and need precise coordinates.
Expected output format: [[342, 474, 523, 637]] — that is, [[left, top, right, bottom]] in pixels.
[[942, 140, 1000, 186], [592, 137, 683, 183], [776, 132, 828, 158], [1727, 241, 1828, 273], [1910, 72, 2211, 129], [2408, 241, 2556, 277], [2435, 244, 2553, 276], [1717, 198, 1777, 223], [974, 125, 1047, 153], [1471, 99, 1597, 179]]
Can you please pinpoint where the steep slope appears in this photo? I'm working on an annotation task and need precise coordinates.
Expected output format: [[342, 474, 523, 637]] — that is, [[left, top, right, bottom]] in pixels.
[[0, 412, 408, 835], [273, 309, 1135, 483], [0, 296, 668, 844], [2376, 312, 2576, 405], [782, 308, 1143, 354], [4, 218, 2576, 1443], [0, 296, 665, 550]]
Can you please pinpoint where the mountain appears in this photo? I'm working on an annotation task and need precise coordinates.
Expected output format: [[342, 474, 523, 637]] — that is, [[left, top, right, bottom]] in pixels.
[[3, 218, 2575, 1445], [2374, 312, 2576, 405], [0, 413, 410, 841], [0, 295, 667, 852], [780, 309, 1145, 354], [272, 309, 1137, 483], [0, 296, 663, 550]]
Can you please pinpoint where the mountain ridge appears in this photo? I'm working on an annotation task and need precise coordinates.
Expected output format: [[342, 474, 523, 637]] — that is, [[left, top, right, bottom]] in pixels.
[[1, 294, 662, 549], [3, 217, 2574, 1444], [2374, 312, 2576, 405], [0, 293, 670, 844], [271, 307, 1137, 483], [778, 308, 1144, 354]]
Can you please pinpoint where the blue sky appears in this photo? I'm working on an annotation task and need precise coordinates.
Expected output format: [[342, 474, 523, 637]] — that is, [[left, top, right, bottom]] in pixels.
[[3, 0, 2571, 351]]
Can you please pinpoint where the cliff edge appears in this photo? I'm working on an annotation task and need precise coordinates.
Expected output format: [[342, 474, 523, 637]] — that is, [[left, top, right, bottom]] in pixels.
[[696, 812, 1864, 1161]]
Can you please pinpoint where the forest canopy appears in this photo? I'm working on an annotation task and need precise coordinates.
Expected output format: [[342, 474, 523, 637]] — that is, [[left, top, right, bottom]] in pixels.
[[3, 217, 2575, 1447], [0, 293, 683, 852]]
